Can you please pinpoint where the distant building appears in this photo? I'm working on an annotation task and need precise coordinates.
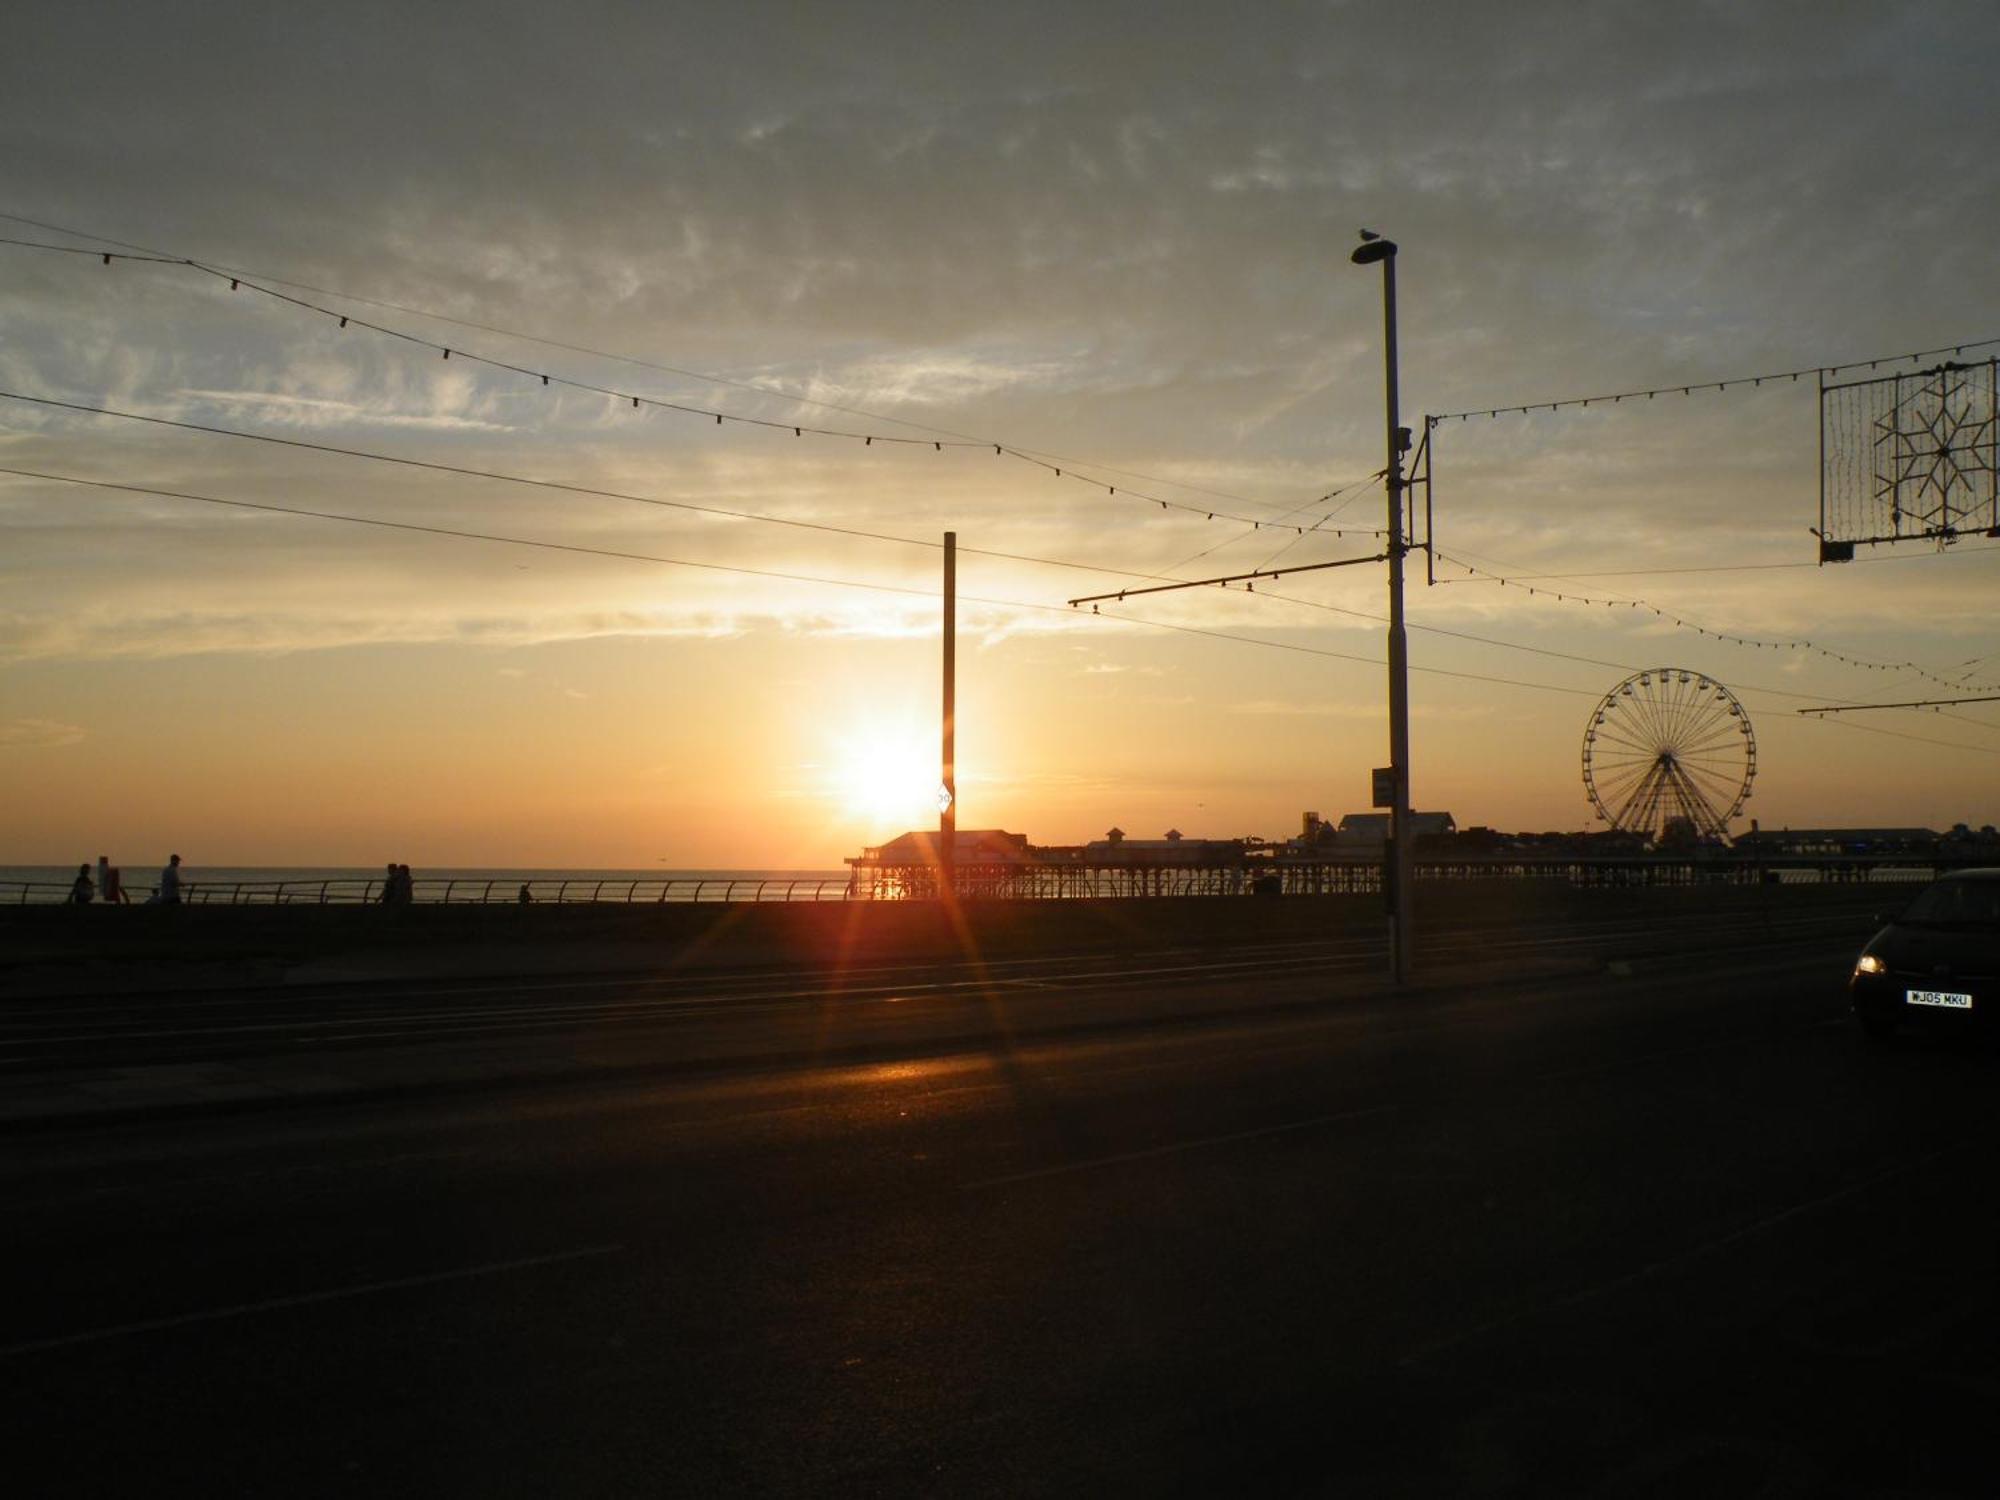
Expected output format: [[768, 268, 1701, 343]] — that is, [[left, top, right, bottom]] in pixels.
[[1080, 829, 1246, 866], [849, 829, 1038, 869], [1734, 827, 1938, 856], [1333, 811, 1456, 846]]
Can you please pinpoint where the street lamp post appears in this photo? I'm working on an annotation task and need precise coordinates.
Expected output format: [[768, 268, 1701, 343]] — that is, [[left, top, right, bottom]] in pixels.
[[1350, 230, 1413, 984], [940, 530, 956, 902]]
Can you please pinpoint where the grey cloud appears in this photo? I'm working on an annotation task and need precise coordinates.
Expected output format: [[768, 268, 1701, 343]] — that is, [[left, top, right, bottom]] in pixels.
[[2, 1, 1996, 658]]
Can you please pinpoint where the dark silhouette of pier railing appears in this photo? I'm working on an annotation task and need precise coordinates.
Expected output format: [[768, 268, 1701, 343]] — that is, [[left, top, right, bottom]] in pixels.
[[843, 851, 1961, 900], [3, 853, 1971, 907]]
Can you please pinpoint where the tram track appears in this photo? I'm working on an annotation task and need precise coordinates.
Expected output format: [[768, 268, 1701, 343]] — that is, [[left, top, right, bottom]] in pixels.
[[0, 903, 1873, 1072]]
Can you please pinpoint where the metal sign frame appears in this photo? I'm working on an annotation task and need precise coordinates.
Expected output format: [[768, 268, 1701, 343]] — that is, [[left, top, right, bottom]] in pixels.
[[1819, 359, 1999, 560]]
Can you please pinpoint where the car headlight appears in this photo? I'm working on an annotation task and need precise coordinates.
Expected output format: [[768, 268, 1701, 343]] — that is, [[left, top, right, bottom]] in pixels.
[[1855, 954, 1887, 976]]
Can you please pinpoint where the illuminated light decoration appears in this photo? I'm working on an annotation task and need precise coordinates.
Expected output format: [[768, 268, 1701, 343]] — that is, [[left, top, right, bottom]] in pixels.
[[1432, 548, 1999, 691], [1431, 338, 2000, 421], [1822, 360, 1998, 553]]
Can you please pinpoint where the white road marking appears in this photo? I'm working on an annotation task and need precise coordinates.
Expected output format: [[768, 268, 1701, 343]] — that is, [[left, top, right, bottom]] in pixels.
[[0, 1244, 625, 1358]]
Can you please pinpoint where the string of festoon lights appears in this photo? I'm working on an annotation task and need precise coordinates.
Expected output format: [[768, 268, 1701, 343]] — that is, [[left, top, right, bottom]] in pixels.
[[0, 229, 1383, 541], [1430, 550, 2000, 694], [1433, 336, 2000, 422]]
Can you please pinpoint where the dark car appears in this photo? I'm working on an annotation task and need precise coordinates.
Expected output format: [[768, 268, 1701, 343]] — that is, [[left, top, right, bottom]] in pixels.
[[1851, 869, 2000, 1041]]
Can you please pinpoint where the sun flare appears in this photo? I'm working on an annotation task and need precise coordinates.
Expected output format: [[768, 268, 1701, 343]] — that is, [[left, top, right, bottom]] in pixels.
[[831, 727, 938, 829]]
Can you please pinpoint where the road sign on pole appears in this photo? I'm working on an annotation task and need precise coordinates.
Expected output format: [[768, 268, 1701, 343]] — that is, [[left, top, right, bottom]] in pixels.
[[1372, 767, 1394, 808]]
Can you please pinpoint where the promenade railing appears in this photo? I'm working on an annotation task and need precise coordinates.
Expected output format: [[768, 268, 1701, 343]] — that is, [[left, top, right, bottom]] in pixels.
[[2, 852, 1980, 907], [0, 876, 858, 906]]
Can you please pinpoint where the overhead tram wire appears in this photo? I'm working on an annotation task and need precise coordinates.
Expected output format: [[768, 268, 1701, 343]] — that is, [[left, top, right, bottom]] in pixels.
[[0, 388, 1286, 585], [0, 463, 1628, 701], [0, 215, 1333, 530], [1168, 569, 2000, 728], [11, 463, 1997, 761], [1160, 473, 1386, 576], [1085, 517, 2000, 709]]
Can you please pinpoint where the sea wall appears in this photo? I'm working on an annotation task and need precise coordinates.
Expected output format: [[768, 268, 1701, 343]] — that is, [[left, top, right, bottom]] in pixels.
[[0, 881, 1891, 996]]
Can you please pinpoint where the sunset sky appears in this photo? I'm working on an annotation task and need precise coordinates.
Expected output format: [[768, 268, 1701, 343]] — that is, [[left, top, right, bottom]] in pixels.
[[4, 1, 1998, 868]]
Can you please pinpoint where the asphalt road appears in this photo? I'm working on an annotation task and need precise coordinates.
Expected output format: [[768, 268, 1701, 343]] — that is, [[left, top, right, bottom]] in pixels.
[[6, 909, 1996, 1496]]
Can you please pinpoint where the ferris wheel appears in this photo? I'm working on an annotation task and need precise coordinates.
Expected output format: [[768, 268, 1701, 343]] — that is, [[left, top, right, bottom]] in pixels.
[[1581, 669, 1756, 841]]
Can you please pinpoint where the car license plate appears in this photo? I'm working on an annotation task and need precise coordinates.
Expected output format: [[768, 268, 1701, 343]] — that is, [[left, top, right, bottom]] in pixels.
[[1907, 989, 1974, 1009]]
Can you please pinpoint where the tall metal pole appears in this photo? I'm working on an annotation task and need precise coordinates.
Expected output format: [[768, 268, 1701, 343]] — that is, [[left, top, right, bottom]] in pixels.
[[940, 530, 956, 902], [1352, 232, 1412, 984]]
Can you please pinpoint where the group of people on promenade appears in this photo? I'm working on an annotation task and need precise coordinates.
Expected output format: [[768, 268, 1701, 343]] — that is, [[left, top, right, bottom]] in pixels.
[[57, 859, 541, 907], [378, 863, 416, 905], [66, 853, 181, 905]]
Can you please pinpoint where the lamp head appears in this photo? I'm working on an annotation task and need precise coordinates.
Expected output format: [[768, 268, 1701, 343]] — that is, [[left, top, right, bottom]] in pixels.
[[1350, 230, 1398, 265]]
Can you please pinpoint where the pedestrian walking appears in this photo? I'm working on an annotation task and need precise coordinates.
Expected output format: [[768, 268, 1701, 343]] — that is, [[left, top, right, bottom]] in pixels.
[[150, 853, 183, 905]]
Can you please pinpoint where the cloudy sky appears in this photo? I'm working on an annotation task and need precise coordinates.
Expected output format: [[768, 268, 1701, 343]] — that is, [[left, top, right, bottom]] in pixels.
[[3, 0, 1997, 868]]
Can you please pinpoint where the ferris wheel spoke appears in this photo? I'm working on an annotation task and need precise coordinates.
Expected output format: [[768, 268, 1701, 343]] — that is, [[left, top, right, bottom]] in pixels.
[[1679, 748, 1748, 779], [1595, 722, 1661, 756], [1657, 677, 1696, 746], [1664, 675, 1705, 742], [1688, 764, 1752, 800], [1682, 754, 1749, 787], [1679, 723, 1746, 755], [1681, 746, 1740, 780], [1593, 770, 1653, 808], [1633, 682, 1675, 746], [1676, 711, 1730, 753], [1612, 762, 1670, 827], [1670, 762, 1729, 833]]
